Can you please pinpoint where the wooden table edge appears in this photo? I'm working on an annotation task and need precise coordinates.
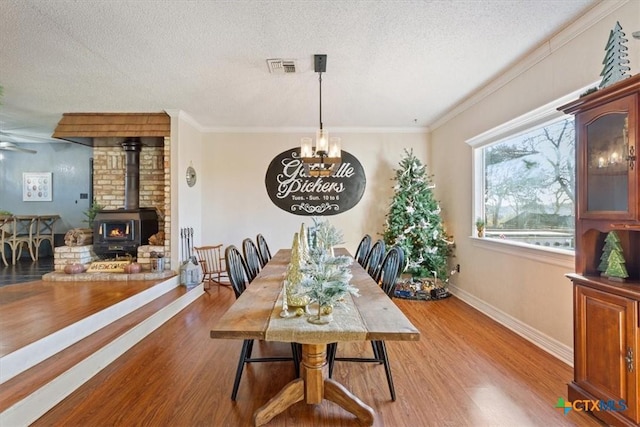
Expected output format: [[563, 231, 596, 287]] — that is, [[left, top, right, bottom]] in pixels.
[[209, 330, 266, 340]]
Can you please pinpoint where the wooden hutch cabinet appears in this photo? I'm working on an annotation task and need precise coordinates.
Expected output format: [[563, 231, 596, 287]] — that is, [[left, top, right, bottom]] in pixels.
[[560, 74, 640, 427]]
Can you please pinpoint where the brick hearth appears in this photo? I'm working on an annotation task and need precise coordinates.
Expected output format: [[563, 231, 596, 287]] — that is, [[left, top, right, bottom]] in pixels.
[[42, 270, 176, 282], [52, 113, 173, 268], [50, 244, 174, 281]]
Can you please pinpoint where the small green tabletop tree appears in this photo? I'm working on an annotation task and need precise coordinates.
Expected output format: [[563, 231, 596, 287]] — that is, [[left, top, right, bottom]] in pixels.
[[600, 231, 629, 281], [598, 231, 619, 273]]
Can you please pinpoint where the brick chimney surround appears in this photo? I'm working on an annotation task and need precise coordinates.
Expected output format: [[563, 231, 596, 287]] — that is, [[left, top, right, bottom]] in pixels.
[[45, 113, 173, 280]]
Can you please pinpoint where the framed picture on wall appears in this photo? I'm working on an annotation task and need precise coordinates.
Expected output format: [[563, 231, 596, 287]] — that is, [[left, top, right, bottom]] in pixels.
[[23, 172, 52, 202]]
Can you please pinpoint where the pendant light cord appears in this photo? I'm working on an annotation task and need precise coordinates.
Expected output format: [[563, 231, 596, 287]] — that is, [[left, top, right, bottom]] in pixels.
[[318, 71, 323, 130]]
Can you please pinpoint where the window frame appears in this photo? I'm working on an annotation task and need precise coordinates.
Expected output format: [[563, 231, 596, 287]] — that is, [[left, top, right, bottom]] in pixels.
[[466, 85, 594, 265]]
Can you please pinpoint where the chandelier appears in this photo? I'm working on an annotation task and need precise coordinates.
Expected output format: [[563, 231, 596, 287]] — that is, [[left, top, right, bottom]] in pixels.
[[301, 54, 341, 177]]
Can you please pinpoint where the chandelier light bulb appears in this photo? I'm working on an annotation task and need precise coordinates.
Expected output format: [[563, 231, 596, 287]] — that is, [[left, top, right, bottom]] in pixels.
[[328, 137, 341, 158], [316, 129, 329, 155], [301, 137, 314, 158]]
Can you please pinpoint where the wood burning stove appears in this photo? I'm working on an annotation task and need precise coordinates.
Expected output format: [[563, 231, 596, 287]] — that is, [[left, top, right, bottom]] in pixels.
[[93, 137, 159, 258], [93, 208, 158, 257]]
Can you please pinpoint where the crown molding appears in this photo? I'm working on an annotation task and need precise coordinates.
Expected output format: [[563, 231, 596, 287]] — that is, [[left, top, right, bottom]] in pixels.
[[465, 82, 596, 148], [164, 110, 205, 132], [199, 126, 430, 134], [164, 110, 429, 134]]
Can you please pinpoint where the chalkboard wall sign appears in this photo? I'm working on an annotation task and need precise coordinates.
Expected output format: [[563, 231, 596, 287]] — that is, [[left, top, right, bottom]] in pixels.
[[265, 148, 366, 216]]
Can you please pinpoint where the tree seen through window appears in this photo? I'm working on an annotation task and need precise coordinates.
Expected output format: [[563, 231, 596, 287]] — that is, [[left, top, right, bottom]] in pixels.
[[482, 116, 575, 249]]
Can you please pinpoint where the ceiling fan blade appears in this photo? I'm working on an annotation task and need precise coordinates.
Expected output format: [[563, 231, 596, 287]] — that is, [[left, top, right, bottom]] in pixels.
[[0, 130, 63, 144], [0, 141, 37, 154]]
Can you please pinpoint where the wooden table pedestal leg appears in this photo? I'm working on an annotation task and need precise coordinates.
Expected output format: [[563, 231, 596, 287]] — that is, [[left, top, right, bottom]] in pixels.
[[253, 379, 304, 426], [324, 378, 374, 425], [253, 343, 374, 427]]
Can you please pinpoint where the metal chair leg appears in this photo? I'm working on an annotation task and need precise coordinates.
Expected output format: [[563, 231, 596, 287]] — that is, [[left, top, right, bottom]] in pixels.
[[290, 342, 301, 377], [231, 339, 252, 400], [246, 339, 255, 358], [377, 340, 396, 401], [327, 342, 337, 378], [371, 340, 382, 362]]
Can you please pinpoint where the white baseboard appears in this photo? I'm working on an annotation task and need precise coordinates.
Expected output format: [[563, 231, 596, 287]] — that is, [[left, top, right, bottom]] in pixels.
[[448, 284, 573, 367]]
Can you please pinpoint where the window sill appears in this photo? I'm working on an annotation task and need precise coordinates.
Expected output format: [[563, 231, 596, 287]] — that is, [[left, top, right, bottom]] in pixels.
[[470, 236, 574, 269]]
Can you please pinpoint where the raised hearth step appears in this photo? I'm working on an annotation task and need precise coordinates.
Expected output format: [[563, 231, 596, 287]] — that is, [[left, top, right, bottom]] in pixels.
[[0, 277, 203, 426]]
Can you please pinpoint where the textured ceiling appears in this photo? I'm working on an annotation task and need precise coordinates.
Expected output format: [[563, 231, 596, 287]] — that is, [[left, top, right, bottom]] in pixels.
[[0, 0, 598, 142]]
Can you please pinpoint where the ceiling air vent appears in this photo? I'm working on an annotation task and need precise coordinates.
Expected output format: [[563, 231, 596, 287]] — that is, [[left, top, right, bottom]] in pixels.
[[267, 59, 296, 74]]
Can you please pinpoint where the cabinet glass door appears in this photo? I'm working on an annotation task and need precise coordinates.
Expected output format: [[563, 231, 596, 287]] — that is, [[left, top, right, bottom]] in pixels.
[[585, 113, 629, 212], [579, 93, 636, 220]]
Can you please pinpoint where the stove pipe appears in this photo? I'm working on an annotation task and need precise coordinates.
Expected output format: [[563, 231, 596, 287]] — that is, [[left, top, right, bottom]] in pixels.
[[122, 137, 142, 210]]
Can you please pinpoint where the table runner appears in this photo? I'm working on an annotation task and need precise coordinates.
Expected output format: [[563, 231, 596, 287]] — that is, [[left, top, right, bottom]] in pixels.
[[264, 287, 368, 344]]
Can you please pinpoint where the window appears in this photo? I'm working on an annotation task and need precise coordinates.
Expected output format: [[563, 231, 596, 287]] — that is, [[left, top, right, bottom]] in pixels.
[[482, 116, 575, 249], [467, 87, 590, 254]]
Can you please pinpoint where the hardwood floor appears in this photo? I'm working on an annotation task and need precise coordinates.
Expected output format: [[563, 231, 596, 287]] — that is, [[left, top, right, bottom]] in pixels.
[[0, 278, 169, 357], [27, 285, 604, 426], [0, 256, 54, 287]]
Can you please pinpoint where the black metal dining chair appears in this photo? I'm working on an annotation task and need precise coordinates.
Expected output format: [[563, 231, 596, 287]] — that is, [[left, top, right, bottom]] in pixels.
[[354, 234, 372, 267], [256, 233, 272, 267], [327, 246, 405, 401], [242, 238, 262, 282], [363, 239, 386, 280], [225, 245, 300, 400]]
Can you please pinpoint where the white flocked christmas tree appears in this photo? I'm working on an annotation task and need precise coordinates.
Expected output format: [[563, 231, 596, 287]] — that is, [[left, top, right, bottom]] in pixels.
[[382, 149, 454, 281]]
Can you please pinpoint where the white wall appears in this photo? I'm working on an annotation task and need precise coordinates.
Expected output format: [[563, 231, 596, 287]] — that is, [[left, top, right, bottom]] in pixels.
[[429, 0, 640, 362], [199, 131, 429, 254], [168, 111, 204, 263]]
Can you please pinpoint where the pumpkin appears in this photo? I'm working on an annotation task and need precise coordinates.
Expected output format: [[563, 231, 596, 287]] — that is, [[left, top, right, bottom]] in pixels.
[[123, 262, 142, 274], [64, 263, 85, 274]]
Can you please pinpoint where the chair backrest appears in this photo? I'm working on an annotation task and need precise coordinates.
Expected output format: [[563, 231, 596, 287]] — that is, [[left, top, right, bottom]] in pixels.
[[378, 246, 405, 297], [364, 239, 386, 280], [0, 215, 13, 249], [256, 233, 272, 267], [225, 245, 249, 299], [36, 215, 59, 238], [2, 215, 36, 240], [242, 238, 261, 282], [354, 234, 372, 266], [194, 244, 225, 276]]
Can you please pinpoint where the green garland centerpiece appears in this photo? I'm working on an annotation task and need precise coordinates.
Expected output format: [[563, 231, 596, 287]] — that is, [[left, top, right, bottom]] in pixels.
[[295, 219, 359, 324], [300, 247, 358, 324], [313, 217, 345, 255]]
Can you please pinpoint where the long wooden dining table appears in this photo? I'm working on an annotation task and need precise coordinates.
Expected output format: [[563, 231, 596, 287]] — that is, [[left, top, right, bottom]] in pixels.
[[210, 247, 420, 426]]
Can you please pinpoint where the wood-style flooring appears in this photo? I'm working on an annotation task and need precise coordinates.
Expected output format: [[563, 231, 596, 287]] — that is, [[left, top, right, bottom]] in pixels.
[[4, 280, 604, 427], [0, 256, 54, 287]]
